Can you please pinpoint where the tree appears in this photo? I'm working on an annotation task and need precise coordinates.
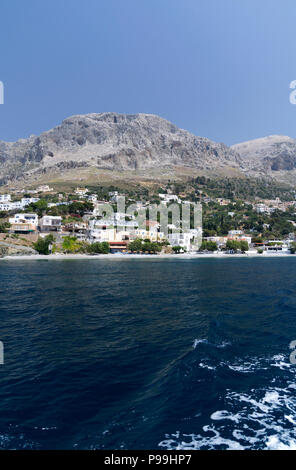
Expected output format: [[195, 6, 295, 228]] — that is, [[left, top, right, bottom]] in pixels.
[[68, 201, 94, 216], [199, 240, 218, 252], [172, 245, 185, 254], [87, 242, 110, 254], [128, 239, 143, 252], [240, 240, 249, 253], [252, 236, 263, 244], [29, 199, 48, 217], [33, 234, 55, 255], [146, 242, 162, 253], [226, 239, 241, 253], [62, 236, 84, 253], [290, 242, 296, 254], [0, 222, 10, 233]]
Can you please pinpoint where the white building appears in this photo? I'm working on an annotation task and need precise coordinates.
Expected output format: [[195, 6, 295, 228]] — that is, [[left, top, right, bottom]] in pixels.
[[87, 194, 98, 203], [75, 187, 88, 196], [228, 230, 243, 236], [0, 200, 25, 211], [8, 213, 38, 233], [0, 203, 11, 211], [132, 229, 165, 242], [0, 194, 11, 203], [254, 203, 275, 214], [9, 213, 38, 226], [159, 194, 181, 204], [88, 228, 113, 243], [168, 232, 194, 252], [108, 191, 125, 203], [21, 197, 39, 207], [36, 185, 53, 192], [39, 216, 62, 232]]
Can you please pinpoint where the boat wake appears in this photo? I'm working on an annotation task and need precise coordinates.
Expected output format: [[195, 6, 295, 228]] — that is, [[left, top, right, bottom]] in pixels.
[[159, 354, 296, 450]]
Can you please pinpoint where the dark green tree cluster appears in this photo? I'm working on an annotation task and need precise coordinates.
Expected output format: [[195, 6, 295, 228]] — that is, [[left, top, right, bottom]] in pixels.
[[172, 245, 186, 254], [226, 239, 249, 253], [199, 240, 218, 252], [87, 242, 110, 254], [128, 239, 162, 253], [0, 222, 10, 233], [33, 234, 55, 255]]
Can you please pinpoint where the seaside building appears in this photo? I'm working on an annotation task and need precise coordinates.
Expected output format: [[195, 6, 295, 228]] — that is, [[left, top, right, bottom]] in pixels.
[[168, 232, 194, 252], [9, 213, 38, 227], [9, 213, 38, 234], [39, 216, 62, 232], [132, 228, 165, 242], [109, 241, 129, 253], [64, 222, 88, 240]]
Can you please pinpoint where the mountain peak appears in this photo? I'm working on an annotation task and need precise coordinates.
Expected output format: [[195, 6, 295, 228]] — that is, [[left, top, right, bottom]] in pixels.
[[0, 112, 242, 187], [232, 134, 296, 174]]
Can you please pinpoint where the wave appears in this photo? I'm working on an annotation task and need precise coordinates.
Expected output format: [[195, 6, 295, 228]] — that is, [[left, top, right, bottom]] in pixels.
[[193, 338, 231, 350], [159, 354, 296, 450]]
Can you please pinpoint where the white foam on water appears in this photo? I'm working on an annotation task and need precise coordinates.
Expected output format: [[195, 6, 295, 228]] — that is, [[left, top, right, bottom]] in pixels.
[[227, 363, 257, 373], [193, 339, 208, 349], [192, 338, 231, 350], [265, 435, 296, 450], [159, 428, 245, 450], [222, 356, 268, 374], [199, 362, 216, 370], [211, 410, 241, 423], [159, 354, 296, 450], [216, 341, 231, 349], [270, 354, 292, 370]]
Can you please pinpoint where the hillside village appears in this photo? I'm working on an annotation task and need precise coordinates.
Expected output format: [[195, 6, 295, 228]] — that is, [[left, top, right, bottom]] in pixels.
[[1, 178, 296, 257]]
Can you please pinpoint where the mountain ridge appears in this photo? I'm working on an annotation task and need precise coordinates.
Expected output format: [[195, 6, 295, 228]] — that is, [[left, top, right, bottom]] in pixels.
[[0, 113, 296, 188], [0, 112, 242, 186], [231, 135, 296, 173]]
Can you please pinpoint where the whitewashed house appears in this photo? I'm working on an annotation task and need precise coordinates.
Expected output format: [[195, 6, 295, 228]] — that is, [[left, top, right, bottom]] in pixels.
[[159, 194, 181, 204], [75, 187, 89, 196], [9, 213, 38, 233], [39, 216, 62, 232], [0, 203, 12, 211], [168, 232, 194, 252], [21, 197, 39, 208], [0, 194, 11, 203], [9, 213, 38, 226]]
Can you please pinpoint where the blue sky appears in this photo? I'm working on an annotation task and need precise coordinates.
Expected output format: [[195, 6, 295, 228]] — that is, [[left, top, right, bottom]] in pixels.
[[0, 0, 296, 145]]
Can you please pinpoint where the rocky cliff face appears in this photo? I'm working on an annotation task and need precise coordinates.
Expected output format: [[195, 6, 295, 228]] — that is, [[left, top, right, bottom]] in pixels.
[[0, 113, 242, 185], [232, 135, 296, 174], [2, 114, 296, 187]]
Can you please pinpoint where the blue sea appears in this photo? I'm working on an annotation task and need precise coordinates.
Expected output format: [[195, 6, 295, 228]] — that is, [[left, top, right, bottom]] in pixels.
[[0, 257, 296, 450]]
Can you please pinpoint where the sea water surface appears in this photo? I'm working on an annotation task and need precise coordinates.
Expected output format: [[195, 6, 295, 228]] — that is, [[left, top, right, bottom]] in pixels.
[[0, 257, 296, 450]]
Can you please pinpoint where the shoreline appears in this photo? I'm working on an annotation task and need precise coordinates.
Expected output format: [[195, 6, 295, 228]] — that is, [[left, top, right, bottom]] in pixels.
[[1, 252, 295, 261]]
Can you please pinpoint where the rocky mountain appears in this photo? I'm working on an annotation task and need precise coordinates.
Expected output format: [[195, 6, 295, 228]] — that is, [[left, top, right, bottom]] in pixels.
[[0, 113, 242, 186], [1, 114, 296, 188], [232, 135, 296, 174]]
